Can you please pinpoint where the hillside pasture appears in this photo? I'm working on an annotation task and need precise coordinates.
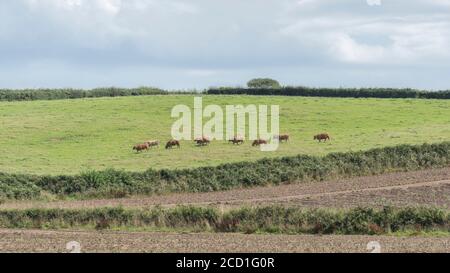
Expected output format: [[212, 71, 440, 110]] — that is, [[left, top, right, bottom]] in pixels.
[[0, 95, 449, 175]]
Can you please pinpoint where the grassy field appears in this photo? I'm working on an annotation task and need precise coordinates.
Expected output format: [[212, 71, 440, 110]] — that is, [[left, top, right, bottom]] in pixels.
[[0, 95, 449, 175]]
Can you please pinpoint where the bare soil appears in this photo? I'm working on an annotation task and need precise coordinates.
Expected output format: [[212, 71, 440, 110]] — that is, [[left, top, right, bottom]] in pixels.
[[0, 229, 448, 253], [2, 167, 449, 210]]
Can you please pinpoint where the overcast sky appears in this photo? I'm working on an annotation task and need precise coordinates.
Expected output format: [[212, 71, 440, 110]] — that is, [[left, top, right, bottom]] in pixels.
[[1, 0, 450, 90]]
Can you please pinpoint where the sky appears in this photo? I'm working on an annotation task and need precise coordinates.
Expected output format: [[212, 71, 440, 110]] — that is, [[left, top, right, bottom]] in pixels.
[[1, 0, 450, 90]]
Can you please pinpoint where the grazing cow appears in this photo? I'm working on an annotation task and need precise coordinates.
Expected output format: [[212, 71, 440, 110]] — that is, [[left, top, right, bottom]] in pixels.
[[228, 136, 244, 145], [274, 134, 290, 143], [252, 139, 268, 147], [314, 133, 331, 142], [165, 140, 181, 149], [133, 143, 149, 152], [194, 136, 210, 146], [145, 140, 160, 148]]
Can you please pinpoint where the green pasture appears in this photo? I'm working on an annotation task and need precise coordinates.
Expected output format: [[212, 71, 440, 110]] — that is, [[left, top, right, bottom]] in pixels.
[[0, 95, 449, 175]]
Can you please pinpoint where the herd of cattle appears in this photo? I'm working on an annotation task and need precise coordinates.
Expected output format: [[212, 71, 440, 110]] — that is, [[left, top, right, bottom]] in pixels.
[[132, 133, 331, 153]]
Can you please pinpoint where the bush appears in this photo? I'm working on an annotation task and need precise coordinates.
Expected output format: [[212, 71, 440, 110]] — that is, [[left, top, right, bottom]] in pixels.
[[0, 173, 41, 200]]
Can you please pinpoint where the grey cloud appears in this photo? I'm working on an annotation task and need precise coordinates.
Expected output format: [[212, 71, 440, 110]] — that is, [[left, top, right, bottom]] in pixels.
[[0, 0, 449, 89]]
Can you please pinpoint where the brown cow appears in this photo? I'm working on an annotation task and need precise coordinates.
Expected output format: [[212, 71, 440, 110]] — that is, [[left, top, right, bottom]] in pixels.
[[194, 136, 210, 146], [133, 143, 149, 152], [228, 136, 244, 145], [252, 139, 268, 147], [314, 133, 331, 142], [165, 140, 180, 149], [145, 140, 160, 148], [274, 134, 290, 143]]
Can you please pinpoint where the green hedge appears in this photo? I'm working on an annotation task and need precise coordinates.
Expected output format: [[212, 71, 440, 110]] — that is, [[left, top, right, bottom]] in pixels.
[[0, 87, 169, 101], [0, 142, 449, 201], [0, 206, 448, 235], [207, 87, 450, 99], [3, 86, 450, 101], [3, 86, 450, 102]]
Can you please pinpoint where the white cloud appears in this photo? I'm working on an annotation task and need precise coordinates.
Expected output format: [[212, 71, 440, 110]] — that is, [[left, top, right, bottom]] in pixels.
[[367, 0, 382, 6], [330, 33, 385, 63], [25, 0, 121, 14], [428, 0, 450, 7], [280, 8, 450, 65], [97, 0, 122, 15]]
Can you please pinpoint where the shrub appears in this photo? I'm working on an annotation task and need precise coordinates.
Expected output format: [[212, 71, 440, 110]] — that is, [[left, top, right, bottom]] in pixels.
[[0, 173, 41, 200]]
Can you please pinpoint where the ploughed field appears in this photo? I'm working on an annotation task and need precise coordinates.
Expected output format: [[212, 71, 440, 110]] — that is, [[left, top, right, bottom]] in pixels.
[[0, 166, 449, 252], [1, 229, 449, 253], [0, 95, 449, 175], [0, 168, 450, 253]]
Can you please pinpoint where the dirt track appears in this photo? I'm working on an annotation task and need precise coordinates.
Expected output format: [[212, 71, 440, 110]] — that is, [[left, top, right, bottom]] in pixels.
[[2, 167, 450, 210], [0, 229, 448, 253]]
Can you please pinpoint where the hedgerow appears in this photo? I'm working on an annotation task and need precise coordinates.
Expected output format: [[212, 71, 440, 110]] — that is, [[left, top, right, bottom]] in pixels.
[[0, 206, 448, 235], [0, 142, 449, 200], [208, 87, 450, 99], [1, 86, 450, 102], [0, 87, 170, 101]]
